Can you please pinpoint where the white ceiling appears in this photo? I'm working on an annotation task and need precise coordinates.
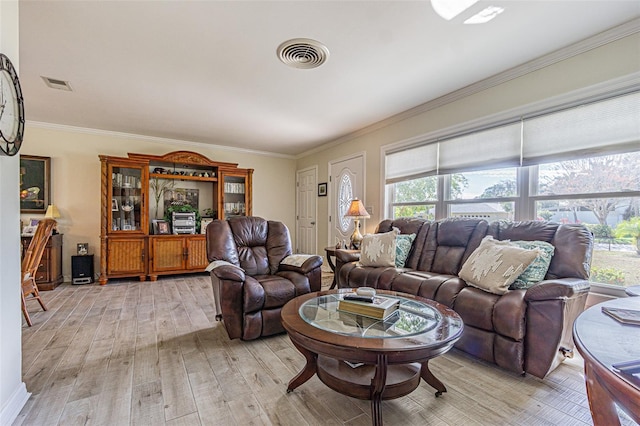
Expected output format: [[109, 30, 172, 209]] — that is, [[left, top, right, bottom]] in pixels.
[[18, 1, 640, 157]]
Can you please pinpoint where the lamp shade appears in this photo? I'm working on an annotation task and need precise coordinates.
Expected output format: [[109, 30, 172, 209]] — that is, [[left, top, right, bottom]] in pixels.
[[44, 205, 61, 219], [344, 198, 370, 218]]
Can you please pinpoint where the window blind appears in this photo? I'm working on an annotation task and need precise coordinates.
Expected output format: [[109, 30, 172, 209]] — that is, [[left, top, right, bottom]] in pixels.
[[384, 90, 639, 183], [522, 91, 640, 164], [385, 142, 438, 184], [438, 123, 522, 175]]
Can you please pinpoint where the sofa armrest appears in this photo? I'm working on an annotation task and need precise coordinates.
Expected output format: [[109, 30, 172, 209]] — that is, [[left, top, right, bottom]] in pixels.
[[279, 254, 323, 274], [524, 277, 590, 378], [206, 260, 246, 281], [524, 278, 590, 302], [335, 249, 361, 263]]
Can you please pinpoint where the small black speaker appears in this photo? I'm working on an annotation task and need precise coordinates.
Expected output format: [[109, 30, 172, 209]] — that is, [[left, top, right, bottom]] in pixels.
[[72, 254, 94, 284]]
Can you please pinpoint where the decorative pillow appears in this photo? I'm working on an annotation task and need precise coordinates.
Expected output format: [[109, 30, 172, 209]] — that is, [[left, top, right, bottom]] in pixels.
[[360, 229, 399, 267], [395, 233, 416, 268], [509, 240, 555, 289], [459, 236, 538, 295]]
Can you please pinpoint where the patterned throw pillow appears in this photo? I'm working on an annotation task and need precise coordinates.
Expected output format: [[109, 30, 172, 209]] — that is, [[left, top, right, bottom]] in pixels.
[[395, 233, 416, 268], [459, 236, 538, 295], [509, 240, 555, 289], [360, 229, 399, 267]]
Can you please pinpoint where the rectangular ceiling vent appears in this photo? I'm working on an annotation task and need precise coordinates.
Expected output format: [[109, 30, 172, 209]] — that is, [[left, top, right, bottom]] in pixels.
[[41, 76, 73, 91]]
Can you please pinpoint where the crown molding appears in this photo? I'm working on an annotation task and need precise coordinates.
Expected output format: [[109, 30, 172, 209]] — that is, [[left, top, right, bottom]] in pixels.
[[26, 121, 297, 160], [299, 18, 640, 159]]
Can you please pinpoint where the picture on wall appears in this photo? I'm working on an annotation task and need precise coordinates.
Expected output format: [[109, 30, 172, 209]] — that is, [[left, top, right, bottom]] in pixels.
[[318, 182, 327, 197], [20, 155, 51, 213], [164, 188, 199, 209]]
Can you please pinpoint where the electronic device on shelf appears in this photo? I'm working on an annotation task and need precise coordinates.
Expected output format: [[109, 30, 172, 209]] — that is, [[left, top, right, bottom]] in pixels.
[[172, 212, 196, 234]]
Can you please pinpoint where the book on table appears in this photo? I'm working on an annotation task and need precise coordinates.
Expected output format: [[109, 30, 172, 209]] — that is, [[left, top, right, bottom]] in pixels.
[[338, 295, 400, 319], [612, 359, 640, 387], [602, 306, 640, 326]]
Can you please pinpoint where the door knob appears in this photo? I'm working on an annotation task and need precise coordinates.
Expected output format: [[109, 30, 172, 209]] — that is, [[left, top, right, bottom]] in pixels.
[[311, 221, 316, 225]]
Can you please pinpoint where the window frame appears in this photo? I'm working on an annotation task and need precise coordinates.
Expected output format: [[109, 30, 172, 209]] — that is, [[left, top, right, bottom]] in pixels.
[[384, 160, 640, 296]]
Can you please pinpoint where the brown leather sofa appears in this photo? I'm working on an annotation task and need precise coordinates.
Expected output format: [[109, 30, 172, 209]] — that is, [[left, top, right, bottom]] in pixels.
[[206, 216, 323, 340], [337, 218, 593, 378]]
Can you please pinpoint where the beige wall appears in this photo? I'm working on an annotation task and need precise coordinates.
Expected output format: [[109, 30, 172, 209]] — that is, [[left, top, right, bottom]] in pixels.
[[296, 33, 640, 255], [21, 126, 297, 280]]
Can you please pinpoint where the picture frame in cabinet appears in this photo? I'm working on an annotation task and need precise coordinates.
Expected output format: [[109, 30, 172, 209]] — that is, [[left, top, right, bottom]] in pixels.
[[153, 219, 171, 235], [20, 155, 51, 213], [111, 199, 119, 211], [200, 217, 214, 234]]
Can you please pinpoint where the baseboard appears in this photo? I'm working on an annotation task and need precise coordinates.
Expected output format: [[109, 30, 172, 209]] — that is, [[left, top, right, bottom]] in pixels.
[[0, 382, 30, 425]]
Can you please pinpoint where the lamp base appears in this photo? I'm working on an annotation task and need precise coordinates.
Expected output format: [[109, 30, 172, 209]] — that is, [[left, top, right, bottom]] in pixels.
[[350, 219, 363, 250]]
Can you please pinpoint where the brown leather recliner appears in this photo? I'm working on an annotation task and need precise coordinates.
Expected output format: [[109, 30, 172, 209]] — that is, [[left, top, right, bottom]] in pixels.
[[206, 216, 323, 340]]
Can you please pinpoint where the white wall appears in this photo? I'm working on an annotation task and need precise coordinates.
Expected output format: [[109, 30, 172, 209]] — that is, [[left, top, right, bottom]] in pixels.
[[21, 125, 298, 280], [0, 2, 30, 424], [296, 32, 640, 255]]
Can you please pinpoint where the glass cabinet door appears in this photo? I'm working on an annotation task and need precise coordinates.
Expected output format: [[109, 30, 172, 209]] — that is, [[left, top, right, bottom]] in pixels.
[[110, 165, 144, 232], [222, 174, 247, 219]]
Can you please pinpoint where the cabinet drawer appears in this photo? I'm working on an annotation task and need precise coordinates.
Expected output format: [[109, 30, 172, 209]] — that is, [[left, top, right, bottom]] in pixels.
[[35, 270, 51, 283]]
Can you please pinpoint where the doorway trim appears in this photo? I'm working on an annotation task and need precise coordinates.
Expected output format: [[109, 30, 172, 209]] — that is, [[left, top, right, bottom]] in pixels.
[[327, 151, 366, 248], [295, 165, 318, 254]]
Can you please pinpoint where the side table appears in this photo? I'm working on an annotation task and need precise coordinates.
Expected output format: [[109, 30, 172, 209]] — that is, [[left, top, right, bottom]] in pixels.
[[573, 297, 640, 425], [324, 246, 359, 289]]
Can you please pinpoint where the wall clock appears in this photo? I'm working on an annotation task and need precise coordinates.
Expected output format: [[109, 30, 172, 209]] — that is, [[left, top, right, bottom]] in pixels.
[[0, 53, 25, 156]]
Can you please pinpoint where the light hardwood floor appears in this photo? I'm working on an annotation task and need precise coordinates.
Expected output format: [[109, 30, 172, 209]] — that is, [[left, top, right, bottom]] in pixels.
[[14, 274, 634, 426]]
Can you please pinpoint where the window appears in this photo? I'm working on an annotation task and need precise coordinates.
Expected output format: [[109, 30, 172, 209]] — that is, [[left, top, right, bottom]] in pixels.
[[338, 173, 354, 232], [386, 153, 640, 290], [532, 152, 640, 290], [387, 176, 437, 219], [383, 90, 640, 291]]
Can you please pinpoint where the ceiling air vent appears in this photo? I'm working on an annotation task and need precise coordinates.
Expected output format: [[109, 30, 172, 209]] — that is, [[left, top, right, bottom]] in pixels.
[[41, 76, 73, 91], [277, 38, 329, 69]]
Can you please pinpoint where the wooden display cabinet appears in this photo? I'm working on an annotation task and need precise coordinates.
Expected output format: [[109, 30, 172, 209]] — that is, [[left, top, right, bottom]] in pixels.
[[99, 151, 252, 285], [148, 235, 208, 280], [219, 169, 253, 220]]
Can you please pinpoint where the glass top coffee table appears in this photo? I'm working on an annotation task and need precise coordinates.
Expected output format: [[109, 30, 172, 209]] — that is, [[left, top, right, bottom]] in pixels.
[[281, 289, 464, 426]]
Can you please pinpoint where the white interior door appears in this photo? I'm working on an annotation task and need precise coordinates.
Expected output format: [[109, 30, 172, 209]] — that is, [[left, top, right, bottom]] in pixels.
[[329, 154, 365, 248], [296, 166, 317, 254]]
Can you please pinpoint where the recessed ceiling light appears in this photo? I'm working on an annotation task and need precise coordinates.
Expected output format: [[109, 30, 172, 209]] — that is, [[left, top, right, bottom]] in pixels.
[[431, 0, 478, 21], [464, 6, 505, 24], [41, 76, 72, 91]]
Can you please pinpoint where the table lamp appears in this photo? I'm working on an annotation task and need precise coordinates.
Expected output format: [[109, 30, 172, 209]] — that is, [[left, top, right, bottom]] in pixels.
[[45, 204, 61, 233], [344, 198, 370, 249]]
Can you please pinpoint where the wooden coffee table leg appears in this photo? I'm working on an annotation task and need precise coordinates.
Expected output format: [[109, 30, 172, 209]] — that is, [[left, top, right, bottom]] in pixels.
[[287, 340, 318, 393], [421, 360, 447, 397], [583, 361, 622, 426], [370, 353, 388, 426]]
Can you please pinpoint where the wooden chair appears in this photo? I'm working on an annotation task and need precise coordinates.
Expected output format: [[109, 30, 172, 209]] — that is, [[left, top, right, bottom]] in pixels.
[[21, 218, 56, 326]]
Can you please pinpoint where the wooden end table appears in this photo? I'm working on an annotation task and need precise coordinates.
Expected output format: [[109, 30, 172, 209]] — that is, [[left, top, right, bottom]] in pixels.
[[281, 290, 463, 426], [573, 297, 640, 425], [324, 246, 359, 289]]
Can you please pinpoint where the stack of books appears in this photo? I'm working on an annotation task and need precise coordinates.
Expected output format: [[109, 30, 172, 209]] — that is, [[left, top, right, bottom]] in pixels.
[[602, 306, 640, 326], [338, 295, 400, 319]]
